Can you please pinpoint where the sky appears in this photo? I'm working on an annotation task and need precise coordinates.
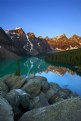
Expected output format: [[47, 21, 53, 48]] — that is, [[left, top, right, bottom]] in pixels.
[[0, 0, 81, 38]]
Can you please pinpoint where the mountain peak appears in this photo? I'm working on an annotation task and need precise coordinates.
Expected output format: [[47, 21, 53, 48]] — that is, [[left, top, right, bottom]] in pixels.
[[14, 27, 25, 35], [38, 36, 43, 39], [70, 34, 80, 39], [58, 33, 66, 37], [5, 27, 25, 35], [45, 36, 49, 40], [15, 27, 22, 30], [56, 34, 67, 40], [27, 32, 35, 38]]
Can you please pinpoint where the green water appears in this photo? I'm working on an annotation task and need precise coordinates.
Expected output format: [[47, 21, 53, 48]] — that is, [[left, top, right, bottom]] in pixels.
[[0, 56, 81, 96], [0, 56, 49, 77]]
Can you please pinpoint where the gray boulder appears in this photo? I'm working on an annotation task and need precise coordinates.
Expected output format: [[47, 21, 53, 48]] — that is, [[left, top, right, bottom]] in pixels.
[[18, 97, 81, 121], [0, 80, 9, 93], [30, 92, 49, 109], [0, 80, 9, 98], [40, 77, 49, 92], [2, 75, 27, 90], [46, 83, 62, 104], [22, 78, 41, 97], [49, 82, 61, 91], [22, 76, 49, 96], [53, 88, 78, 103], [46, 82, 77, 104], [6, 89, 30, 120], [46, 88, 58, 102], [0, 96, 14, 121]]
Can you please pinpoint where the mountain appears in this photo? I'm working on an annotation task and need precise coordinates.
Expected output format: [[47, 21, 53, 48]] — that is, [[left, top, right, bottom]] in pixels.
[[5, 28, 51, 55], [5, 27, 29, 56], [0, 27, 20, 59], [0, 46, 19, 59], [44, 34, 81, 50], [26, 32, 51, 55], [1, 27, 81, 59], [0, 27, 51, 59]]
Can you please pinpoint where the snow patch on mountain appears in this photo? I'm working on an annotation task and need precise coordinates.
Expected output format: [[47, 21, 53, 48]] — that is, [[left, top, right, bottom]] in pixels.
[[15, 27, 21, 30], [26, 35, 34, 51]]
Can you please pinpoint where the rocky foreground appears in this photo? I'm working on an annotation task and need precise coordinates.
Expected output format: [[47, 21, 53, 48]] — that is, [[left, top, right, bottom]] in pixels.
[[0, 75, 81, 121]]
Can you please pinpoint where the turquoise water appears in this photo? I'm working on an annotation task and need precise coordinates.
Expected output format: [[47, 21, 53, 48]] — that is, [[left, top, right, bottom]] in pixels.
[[0, 56, 81, 95]]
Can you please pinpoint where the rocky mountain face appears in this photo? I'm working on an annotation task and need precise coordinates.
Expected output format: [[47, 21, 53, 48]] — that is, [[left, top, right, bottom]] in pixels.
[[5, 28, 29, 56], [5, 28, 51, 56], [44, 34, 81, 50], [0, 27, 20, 59], [27, 32, 51, 55], [1, 26, 81, 59], [0, 27, 51, 59]]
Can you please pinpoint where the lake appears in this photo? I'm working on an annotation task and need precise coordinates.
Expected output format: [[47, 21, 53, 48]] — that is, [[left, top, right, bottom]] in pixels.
[[0, 56, 81, 96]]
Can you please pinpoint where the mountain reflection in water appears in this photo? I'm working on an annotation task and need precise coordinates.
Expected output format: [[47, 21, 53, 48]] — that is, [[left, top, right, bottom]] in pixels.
[[24, 57, 48, 77], [24, 57, 76, 77], [0, 56, 81, 95]]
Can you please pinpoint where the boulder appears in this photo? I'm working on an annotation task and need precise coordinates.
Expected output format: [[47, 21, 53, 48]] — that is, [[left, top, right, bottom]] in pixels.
[[46, 82, 77, 104], [22, 78, 41, 96], [22, 76, 49, 96], [46, 88, 58, 102], [0, 96, 14, 121], [58, 88, 75, 100], [2, 75, 27, 90], [40, 77, 49, 92], [6, 89, 30, 120], [30, 92, 49, 109], [0, 80, 9, 93], [46, 83, 62, 104], [18, 97, 81, 121], [53, 88, 78, 103], [49, 82, 61, 91]]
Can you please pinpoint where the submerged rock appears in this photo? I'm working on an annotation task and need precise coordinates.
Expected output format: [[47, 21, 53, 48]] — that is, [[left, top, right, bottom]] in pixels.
[[0, 96, 14, 121], [18, 97, 81, 121]]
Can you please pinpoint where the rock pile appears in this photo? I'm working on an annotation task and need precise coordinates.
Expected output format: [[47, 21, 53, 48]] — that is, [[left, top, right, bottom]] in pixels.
[[0, 74, 80, 121]]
